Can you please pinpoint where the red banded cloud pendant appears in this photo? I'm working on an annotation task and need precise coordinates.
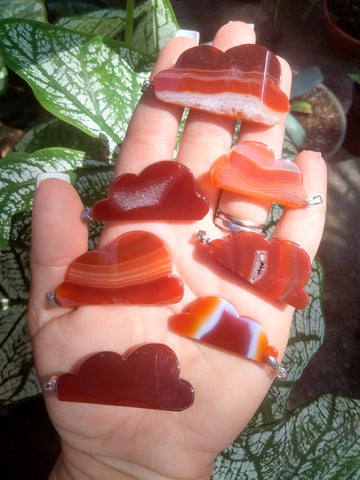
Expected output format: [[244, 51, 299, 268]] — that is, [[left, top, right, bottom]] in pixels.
[[51, 231, 184, 307], [211, 141, 308, 208], [153, 44, 290, 126], [198, 231, 311, 309]]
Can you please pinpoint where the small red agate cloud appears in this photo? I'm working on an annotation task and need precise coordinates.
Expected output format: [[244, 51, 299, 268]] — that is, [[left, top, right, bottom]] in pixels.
[[170, 296, 278, 365], [153, 44, 290, 126], [53, 231, 183, 307], [49, 344, 194, 411], [92, 161, 209, 221], [198, 231, 311, 309], [211, 141, 307, 207]]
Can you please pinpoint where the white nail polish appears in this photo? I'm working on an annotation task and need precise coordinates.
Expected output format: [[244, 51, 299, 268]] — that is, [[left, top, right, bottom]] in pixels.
[[36, 172, 71, 188], [247, 23, 255, 30], [175, 29, 200, 44]]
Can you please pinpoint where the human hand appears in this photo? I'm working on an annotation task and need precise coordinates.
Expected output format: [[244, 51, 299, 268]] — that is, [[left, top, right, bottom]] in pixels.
[[28, 21, 327, 480]]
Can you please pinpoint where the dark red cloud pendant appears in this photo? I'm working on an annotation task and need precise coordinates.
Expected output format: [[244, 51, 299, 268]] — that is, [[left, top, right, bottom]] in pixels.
[[44, 344, 194, 411]]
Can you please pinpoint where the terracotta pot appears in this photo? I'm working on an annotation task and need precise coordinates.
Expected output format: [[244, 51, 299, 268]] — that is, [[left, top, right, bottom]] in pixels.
[[323, 0, 360, 60]]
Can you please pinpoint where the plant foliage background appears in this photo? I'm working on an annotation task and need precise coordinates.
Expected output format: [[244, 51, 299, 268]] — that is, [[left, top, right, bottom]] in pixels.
[[0, 1, 359, 478]]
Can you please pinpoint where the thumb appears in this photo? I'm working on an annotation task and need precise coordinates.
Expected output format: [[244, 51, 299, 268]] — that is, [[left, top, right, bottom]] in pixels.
[[28, 174, 88, 337]]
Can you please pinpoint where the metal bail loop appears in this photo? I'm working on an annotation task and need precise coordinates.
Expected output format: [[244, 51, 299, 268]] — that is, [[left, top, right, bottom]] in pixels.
[[141, 80, 153, 94], [44, 376, 58, 391], [82, 206, 94, 223], [305, 195, 323, 206], [47, 291, 60, 309], [196, 230, 211, 244], [267, 356, 287, 381]]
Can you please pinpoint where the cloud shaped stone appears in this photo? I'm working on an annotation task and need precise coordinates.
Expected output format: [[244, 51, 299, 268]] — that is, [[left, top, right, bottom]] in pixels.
[[54, 344, 194, 411], [201, 232, 311, 309], [153, 44, 290, 126], [211, 141, 307, 207], [92, 161, 209, 221], [170, 296, 278, 364], [55, 231, 183, 307]]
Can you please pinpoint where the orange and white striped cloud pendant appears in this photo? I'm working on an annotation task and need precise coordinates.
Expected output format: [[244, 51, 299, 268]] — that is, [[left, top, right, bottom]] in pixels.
[[48, 231, 184, 307], [170, 296, 286, 379], [211, 141, 317, 208], [152, 44, 290, 126]]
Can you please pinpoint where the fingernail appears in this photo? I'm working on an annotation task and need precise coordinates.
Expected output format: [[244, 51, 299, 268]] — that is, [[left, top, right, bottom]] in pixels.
[[36, 172, 71, 188], [175, 29, 200, 44], [247, 23, 255, 30]]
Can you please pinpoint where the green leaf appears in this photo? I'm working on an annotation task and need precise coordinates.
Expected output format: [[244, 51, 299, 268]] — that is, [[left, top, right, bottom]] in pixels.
[[0, 247, 40, 404], [0, 0, 47, 22], [0, 147, 94, 247], [213, 252, 360, 478], [291, 100, 313, 114], [55, 8, 127, 39], [212, 395, 360, 479], [348, 73, 360, 85], [0, 56, 7, 95], [14, 118, 109, 156], [285, 112, 306, 147], [132, 0, 179, 60], [0, 19, 151, 155], [0, 153, 113, 404]]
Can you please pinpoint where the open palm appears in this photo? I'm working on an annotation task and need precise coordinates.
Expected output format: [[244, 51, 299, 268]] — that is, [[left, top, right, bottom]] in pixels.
[[28, 22, 327, 480]]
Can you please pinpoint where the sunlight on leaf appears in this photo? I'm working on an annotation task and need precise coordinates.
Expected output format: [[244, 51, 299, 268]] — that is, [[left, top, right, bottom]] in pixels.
[[0, 148, 93, 247], [55, 8, 127, 39], [132, 0, 179, 60], [0, 19, 151, 155]]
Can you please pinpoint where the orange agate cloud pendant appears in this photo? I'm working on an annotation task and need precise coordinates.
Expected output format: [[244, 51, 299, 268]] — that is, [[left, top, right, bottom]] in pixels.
[[170, 296, 286, 378], [152, 44, 290, 126], [91, 161, 209, 221], [49, 231, 184, 307], [44, 344, 194, 411], [211, 141, 309, 208], [197, 231, 311, 309]]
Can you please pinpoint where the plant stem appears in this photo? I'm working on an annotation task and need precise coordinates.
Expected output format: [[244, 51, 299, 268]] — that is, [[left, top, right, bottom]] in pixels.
[[125, 0, 135, 46]]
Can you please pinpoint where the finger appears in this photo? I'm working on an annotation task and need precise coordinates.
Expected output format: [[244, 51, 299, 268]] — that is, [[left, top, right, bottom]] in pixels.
[[28, 176, 88, 337], [217, 57, 292, 226], [177, 22, 256, 202], [271, 151, 327, 261], [114, 33, 199, 177]]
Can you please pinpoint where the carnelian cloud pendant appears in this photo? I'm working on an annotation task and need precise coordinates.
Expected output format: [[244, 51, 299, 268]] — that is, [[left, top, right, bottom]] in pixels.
[[197, 231, 311, 309], [170, 296, 286, 379], [48, 231, 184, 307], [152, 44, 290, 126], [89, 161, 209, 221], [44, 344, 195, 411], [211, 141, 314, 208]]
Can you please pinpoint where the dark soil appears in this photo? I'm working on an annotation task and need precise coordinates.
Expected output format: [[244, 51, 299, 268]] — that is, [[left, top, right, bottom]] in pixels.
[[327, 0, 360, 40], [292, 86, 345, 156]]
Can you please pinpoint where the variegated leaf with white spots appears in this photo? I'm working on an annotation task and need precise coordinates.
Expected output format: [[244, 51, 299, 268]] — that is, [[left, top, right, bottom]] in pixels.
[[212, 394, 360, 480], [132, 0, 179, 60], [0, 19, 151, 155], [55, 8, 127, 39], [0, 0, 47, 22], [0, 147, 109, 247], [0, 148, 113, 403]]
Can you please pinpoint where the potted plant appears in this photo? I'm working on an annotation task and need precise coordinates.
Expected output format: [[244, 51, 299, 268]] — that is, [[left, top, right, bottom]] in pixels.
[[323, 0, 360, 59], [286, 66, 347, 159]]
